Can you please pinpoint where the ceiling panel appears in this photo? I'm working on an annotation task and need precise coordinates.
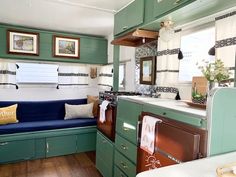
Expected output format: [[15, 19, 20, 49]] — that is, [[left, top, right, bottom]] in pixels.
[[0, 0, 134, 36]]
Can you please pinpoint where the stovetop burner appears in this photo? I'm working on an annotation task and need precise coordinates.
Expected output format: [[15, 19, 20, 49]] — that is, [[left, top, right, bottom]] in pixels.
[[99, 91, 141, 105]]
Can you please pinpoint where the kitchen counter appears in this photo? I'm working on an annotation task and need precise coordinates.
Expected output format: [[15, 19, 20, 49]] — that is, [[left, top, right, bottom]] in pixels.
[[119, 96, 206, 119], [136, 151, 236, 177]]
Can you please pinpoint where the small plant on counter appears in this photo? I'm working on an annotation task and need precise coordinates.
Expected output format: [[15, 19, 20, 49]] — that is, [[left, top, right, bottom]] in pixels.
[[192, 89, 207, 104], [197, 59, 231, 83]]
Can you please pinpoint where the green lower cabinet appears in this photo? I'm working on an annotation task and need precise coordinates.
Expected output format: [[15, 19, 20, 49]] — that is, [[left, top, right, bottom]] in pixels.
[[46, 135, 77, 158], [114, 150, 136, 177], [77, 132, 96, 153], [96, 131, 114, 177], [35, 138, 46, 159], [114, 166, 128, 177], [0, 139, 35, 163]]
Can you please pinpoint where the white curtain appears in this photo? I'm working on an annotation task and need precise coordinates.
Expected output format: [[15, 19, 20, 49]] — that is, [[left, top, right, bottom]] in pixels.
[[215, 11, 236, 83], [98, 64, 113, 91], [0, 62, 17, 88], [58, 65, 89, 88], [156, 30, 181, 98]]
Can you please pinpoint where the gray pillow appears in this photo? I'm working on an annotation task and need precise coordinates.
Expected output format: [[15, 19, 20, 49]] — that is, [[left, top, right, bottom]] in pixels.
[[64, 103, 94, 120]]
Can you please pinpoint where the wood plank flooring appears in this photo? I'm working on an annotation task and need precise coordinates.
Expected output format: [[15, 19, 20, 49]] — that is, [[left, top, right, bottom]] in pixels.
[[0, 152, 103, 177]]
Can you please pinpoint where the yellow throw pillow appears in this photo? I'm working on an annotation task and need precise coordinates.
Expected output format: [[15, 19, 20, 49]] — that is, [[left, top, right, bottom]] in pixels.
[[0, 104, 18, 125], [87, 95, 99, 117]]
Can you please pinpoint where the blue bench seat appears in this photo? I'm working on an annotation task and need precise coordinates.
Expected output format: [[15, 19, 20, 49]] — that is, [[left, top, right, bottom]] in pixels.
[[0, 118, 97, 134]]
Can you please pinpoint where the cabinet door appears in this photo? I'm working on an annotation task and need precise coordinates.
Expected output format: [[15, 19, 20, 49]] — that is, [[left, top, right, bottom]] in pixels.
[[114, 0, 144, 35], [153, 0, 195, 18], [0, 139, 35, 163], [96, 132, 114, 177], [46, 135, 77, 158]]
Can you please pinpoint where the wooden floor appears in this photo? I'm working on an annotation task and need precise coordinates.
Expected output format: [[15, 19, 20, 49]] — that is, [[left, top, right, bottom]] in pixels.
[[0, 152, 103, 177]]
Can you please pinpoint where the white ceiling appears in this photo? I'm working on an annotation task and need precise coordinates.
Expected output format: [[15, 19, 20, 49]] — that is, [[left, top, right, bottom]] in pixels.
[[0, 0, 134, 37]]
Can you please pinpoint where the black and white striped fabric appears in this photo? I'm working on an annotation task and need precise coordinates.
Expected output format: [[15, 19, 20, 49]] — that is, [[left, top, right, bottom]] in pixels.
[[0, 62, 17, 89], [98, 64, 113, 91], [215, 11, 236, 85], [58, 65, 89, 88], [156, 30, 181, 98]]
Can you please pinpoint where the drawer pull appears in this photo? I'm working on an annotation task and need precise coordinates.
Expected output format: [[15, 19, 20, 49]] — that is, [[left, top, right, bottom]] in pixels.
[[120, 161, 128, 169], [123, 26, 128, 30], [121, 144, 128, 150], [123, 127, 130, 131], [120, 174, 125, 177], [0, 142, 8, 146], [162, 112, 166, 116], [102, 139, 107, 143], [174, 0, 181, 5]]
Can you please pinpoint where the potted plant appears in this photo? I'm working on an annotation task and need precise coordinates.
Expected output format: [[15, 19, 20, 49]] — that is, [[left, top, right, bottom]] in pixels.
[[197, 59, 231, 90]]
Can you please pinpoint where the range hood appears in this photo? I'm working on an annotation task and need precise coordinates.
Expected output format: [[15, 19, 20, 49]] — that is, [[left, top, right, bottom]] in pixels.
[[111, 29, 159, 47]]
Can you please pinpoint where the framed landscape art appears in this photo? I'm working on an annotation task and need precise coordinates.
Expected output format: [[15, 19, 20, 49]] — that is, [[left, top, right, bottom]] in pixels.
[[7, 30, 39, 55], [53, 35, 80, 59]]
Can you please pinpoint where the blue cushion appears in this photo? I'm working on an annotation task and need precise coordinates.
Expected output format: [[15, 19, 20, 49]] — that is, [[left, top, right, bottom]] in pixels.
[[0, 99, 87, 122], [0, 118, 97, 134]]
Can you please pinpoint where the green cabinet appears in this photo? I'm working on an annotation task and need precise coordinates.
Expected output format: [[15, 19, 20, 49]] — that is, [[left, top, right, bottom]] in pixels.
[[0, 139, 35, 163], [114, 0, 144, 35], [96, 131, 114, 177], [77, 132, 96, 153], [153, 0, 196, 18], [46, 135, 77, 157], [114, 99, 142, 177]]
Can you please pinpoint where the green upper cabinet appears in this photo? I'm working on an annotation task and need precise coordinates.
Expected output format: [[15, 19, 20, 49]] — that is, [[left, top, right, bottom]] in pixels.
[[114, 0, 144, 36], [153, 0, 196, 19]]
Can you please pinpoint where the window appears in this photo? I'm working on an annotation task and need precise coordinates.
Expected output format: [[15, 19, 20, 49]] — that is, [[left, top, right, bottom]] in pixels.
[[119, 64, 125, 90], [178, 26, 215, 82]]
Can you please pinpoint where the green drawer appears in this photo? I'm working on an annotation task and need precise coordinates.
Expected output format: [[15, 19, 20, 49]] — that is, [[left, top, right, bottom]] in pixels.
[[115, 134, 137, 164], [114, 150, 136, 177], [46, 135, 77, 157], [0, 139, 35, 163], [96, 132, 114, 177], [114, 166, 128, 177], [116, 118, 138, 145]]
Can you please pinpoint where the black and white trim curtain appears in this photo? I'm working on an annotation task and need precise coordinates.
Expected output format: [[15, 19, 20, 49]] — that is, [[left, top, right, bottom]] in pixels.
[[0, 62, 17, 88], [156, 30, 181, 98], [58, 65, 89, 88], [215, 11, 236, 81], [98, 64, 113, 91]]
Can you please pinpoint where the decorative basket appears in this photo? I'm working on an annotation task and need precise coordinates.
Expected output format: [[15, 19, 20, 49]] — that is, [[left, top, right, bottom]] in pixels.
[[216, 162, 236, 177], [192, 97, 207, 104]]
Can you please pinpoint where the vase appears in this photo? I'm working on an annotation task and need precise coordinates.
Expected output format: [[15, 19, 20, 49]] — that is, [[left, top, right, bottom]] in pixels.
[[208, 82, 218, 93]]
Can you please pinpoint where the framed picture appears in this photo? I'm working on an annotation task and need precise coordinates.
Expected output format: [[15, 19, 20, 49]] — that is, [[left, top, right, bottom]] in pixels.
[[7, 30, 39, 55], [53, 35, 80, 59], [140, 56, 156, 85]]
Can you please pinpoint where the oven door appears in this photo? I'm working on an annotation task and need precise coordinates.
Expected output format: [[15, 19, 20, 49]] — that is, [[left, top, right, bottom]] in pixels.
[[97, 103, 116, 142], [137, 113, 203, 173]]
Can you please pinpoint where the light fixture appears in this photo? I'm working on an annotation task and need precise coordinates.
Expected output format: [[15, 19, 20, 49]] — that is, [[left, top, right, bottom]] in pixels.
[[159, 20, 175, 42]]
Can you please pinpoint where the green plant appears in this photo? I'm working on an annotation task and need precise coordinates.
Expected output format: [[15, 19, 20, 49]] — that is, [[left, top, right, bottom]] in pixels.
[[197, 59, 230, 83]]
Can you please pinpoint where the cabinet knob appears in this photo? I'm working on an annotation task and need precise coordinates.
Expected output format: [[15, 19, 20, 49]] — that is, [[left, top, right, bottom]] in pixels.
[[174, 0, 181, 5], [123, 26, 128, 30], [121, 144, 128, 150], [120, 161, 128, 169], [102, 139, 107, 143], [162, 112, 166, 116]]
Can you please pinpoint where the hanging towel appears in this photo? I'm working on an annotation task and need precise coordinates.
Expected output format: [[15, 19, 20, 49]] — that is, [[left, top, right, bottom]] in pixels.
[[99, 100, 110, 123], [140, 115, 162, 154]]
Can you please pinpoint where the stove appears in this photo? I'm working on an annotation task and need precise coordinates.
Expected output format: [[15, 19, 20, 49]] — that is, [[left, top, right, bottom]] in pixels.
[[98, 91, 141, 141], [99, 91, 141, 105]]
